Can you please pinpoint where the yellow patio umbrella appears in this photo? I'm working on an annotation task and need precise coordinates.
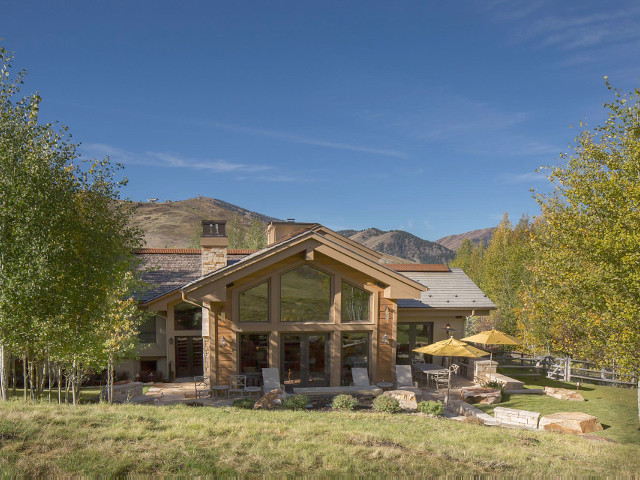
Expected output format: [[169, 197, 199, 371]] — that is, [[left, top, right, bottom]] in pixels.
[[413, 338, 488, 406], [462, 329, 522, 381]]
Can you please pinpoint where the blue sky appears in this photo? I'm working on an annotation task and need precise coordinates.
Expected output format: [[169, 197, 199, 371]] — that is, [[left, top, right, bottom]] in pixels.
[[3, 1, 640, 240]]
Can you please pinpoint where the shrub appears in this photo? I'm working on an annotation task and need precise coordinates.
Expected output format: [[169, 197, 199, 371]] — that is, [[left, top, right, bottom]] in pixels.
[[417, 400, 444, 416], [232, 398, 255, 409], [372, 395, 401, 413], [282, 394, 310, 411], [481, 380, 504, 393], [332, 394, 359, 411]]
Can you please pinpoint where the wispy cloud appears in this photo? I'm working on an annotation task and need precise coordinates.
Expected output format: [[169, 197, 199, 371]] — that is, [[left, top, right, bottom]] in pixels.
[[499, 171, 548, 185], [205, 122, 407, 158], [487, 1, 640, 53], [81, 143, 271, 173]]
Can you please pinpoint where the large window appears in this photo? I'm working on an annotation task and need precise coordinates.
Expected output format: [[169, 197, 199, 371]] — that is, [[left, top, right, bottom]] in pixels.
[[174, 302, 202, 331], [341, 332, 370, 385], [396, 322, 433, 365], [341, 282, 370, 323], [239, 281, 269, 322], [138, 316, 157, 344], [280, 265, 331, 322], [239, 334, 269, 377]]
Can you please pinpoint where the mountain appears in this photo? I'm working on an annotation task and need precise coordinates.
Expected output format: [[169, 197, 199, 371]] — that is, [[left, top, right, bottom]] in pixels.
[[129, 197, 456, 264], [338, 228, 455, 264], [128, 197, 281, 248], [435, 227, 495, 251]]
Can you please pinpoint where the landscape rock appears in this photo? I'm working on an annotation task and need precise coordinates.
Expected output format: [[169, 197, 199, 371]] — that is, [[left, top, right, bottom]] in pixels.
[[544, 387, 585, 401], [460, 387, 502, 405], [538, 412, 603, 434], [493, 407, 540, 429], [254, 388, 285, 409], [382, 390, 418, 410]]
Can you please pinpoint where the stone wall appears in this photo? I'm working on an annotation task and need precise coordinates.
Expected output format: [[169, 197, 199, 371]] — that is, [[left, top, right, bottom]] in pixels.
[[493, 406, 540, 429], [202, 248, 227, 275]]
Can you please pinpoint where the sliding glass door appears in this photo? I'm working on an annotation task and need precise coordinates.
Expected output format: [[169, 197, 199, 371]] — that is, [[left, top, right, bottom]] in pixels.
[[281, 333, 330, 387], [396, 322, 433, 365]]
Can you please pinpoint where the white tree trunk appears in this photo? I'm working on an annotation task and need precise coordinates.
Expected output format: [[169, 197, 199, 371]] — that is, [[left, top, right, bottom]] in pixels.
[[0, 343, 7, 401]]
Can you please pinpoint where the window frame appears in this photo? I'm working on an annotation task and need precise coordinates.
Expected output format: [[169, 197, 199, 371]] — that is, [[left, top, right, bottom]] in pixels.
[[279, 263, 333, 324], [340, 280, 373, 324], [340, 331, 371, 386], [237, 279, 271, 324], [173, 302, 203, 331]]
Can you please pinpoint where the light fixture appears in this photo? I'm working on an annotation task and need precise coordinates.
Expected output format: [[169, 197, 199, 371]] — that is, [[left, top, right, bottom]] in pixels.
[[443, 323, 456, 338], [382, 334, 389, 345], [169, 337, 173, 345], [221, 336, 229, 348]]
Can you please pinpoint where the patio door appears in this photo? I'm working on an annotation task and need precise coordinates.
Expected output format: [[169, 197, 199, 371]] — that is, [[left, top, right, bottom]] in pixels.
[[175, 336, 203, 378], [396, 322, 434, 365], [281, 333, 330, 387]]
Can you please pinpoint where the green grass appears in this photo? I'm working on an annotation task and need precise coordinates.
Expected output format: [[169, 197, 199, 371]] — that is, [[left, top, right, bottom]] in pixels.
[[476, 372, 640, 444], [6, 387, 102, 403], [0, 400, 639, 476]]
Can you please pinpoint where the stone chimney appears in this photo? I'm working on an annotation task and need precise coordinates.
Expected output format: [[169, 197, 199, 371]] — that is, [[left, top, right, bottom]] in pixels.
[[201, 220, 228, 275]]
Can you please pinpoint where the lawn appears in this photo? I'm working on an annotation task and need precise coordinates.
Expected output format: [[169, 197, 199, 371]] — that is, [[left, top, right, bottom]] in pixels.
[[1, 400, 639, 476], [476, 371, 640, 445]]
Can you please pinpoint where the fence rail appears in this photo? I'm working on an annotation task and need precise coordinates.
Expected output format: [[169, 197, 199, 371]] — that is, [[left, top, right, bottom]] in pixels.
[[493, 352, 637, 387]]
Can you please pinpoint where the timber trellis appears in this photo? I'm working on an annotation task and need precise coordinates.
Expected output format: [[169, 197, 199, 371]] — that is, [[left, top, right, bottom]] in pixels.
[[493, 352, 637, 388]]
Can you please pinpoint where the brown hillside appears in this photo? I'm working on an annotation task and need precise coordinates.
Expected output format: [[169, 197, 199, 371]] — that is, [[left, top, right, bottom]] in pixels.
[[435, 227, 495, 251], [128, 197, 280, 248]]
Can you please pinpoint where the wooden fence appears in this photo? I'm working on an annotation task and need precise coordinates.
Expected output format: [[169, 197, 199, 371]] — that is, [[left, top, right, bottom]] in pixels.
[[493, 352, 637, 388]]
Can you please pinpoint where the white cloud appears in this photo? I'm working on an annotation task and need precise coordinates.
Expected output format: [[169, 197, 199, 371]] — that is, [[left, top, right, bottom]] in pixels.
[[81, 143, 271, 173], [207, 122, 408, 158], [499, 171, 548, 184]]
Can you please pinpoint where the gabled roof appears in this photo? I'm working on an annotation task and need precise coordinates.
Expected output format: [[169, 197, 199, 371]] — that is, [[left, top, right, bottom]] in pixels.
[[387, 264, 450, 272], [135, 252, 202, 303], [397, 268, 496, 310], [182, 225, 426, 302]]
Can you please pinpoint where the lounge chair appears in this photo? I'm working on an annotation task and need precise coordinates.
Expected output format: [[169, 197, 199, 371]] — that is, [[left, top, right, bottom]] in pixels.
[[395, 365, 423, 397], [351, 367, 371, 387], [262, 368, 284, 392]]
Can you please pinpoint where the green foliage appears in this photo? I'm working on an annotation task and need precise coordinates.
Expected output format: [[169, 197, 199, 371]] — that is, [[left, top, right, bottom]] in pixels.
[[282, 394, 310, 411], [450, 215, 534, 335], [0, 46, 144, 402], [417, 400, 444, 416], [332, 394, 359, 411], [226, 214, 267, 250], [232, 398, 256, 409], [372, 395, 401, 413], [521, 79, 640, 380]]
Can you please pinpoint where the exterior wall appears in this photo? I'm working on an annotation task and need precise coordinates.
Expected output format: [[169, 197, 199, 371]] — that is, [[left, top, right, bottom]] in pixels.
[[206, 251, 401, 387]]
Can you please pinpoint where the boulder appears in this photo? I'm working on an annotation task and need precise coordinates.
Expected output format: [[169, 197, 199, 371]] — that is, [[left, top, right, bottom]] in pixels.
[[382, 390, 418, 410], [539, 412, 603, 434], [254, 388, 285, 409], [460, 387, 502, 405], [544, 387, 585, 401]]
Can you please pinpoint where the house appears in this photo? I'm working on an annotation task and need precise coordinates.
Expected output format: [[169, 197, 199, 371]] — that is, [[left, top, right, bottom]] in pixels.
[[128, 220, 495, 387]]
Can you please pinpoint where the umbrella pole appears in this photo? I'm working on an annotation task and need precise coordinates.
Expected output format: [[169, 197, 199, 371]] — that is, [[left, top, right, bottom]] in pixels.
[[446, 355, 452, 407], [489, 350, 493, 382]]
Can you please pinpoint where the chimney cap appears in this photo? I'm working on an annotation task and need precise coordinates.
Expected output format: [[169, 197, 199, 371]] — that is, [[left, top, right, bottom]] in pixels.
[[202, 220, 227, 237]]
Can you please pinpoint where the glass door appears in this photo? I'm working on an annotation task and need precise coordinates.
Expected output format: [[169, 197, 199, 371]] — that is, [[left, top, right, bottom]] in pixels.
[[395, 323, 434, 365], [175, 336, 204, 377], [282, 333, 329, 387]]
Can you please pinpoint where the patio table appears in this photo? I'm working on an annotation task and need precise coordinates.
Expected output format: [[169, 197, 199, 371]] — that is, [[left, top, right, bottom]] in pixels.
[[413, 363, 449, 387]]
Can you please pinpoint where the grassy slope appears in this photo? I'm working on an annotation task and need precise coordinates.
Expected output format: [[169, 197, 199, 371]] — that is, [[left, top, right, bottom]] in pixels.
[[1, 401, 639, 476], [476, 372, 640, 445]]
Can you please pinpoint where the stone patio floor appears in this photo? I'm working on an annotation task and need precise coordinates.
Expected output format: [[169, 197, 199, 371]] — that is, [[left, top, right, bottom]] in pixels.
[[141, 374, 478, 407]]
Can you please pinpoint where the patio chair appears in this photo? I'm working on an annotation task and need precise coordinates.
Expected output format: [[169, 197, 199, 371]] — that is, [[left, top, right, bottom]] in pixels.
[[229, 374, 247, 398], [262, 368, 284, 392], [395, 365, 423, 397], [351, 367, 371, 387], [434, 371, 449, 389], [194, 375, 211, 399]]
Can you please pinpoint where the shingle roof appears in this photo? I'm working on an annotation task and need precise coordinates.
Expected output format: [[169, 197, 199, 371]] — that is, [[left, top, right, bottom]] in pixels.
[[387, 263, 450, 272], [397, 268, 496, 310], [135, 252, 203, 303]]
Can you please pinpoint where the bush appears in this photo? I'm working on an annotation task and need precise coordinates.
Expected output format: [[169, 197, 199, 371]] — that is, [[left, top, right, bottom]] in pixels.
[[481, 380, 504, 393], [282, 394, 310, 411], [332, 394, 359, 411], [232, 398, 255, 409], [372, 395, 401, 413], [417, 400, 444, 416]]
